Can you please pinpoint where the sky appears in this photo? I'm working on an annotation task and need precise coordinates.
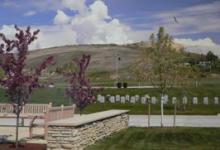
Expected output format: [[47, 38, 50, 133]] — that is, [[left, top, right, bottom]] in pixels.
[[0, 0, 220, 54]]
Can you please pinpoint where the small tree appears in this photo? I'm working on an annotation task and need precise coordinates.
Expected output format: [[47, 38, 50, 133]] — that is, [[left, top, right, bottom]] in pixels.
[[134, 27, 189, 127], [0, 25, 54, 149], [206, 51, 218, 69], [66, 54, 95, 115], [173, 64, 199, 126]]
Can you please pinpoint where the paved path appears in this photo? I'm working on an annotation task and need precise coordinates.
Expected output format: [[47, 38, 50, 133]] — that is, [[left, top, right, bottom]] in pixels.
[[0, 114, 220, 142], [0, 118, 44, 126], [129, 115, 220, 127], [1, 115, 220, 128], [0, 126, 45, 143]]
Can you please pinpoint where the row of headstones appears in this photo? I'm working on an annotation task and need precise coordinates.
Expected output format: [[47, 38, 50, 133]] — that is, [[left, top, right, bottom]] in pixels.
[[97, 94, 219, 105]]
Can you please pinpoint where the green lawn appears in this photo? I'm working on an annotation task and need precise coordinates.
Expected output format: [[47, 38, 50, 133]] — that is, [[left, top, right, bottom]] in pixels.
[[83, 103, 220, 115], [86, 127, 220, 150], [0, 83, 220, 115]]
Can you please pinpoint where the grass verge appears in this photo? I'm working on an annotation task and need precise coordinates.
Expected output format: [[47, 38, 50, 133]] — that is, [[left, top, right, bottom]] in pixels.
[[86, 127, 220, 150]]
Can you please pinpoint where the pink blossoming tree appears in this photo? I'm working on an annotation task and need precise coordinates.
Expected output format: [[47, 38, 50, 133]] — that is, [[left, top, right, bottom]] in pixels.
[[0, 25, 54, 149], [66, 54, 96, 115]]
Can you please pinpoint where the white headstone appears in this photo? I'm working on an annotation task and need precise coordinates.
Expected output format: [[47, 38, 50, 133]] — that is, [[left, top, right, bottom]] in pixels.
[[214, 97, 219, 104], [192, 97, 198, 105], [109, 96, 115, 103], [125, 95, 130, 101], [121, 96, 126, 104], [172, 97, 177, 104], [135, 95, 140, 101], [182, 96, 188, 104], [164, 95, 169, 104], [141, 97, 147, 104], [151, 97, 157, 104], [130, 96, 136, 104], [116, 95, 120, 102], [97, 95, 102, 103], [100, 96, 105, 103], [203, 97, 209, 105]]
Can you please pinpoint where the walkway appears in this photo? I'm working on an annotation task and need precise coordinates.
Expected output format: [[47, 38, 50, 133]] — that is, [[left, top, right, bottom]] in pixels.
[[1, 115, 220, 128], [129, 115, 220, 127]]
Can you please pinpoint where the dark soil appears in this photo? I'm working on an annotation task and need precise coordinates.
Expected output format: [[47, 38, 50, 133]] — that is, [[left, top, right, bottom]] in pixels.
[[0, 143, 46, 150]]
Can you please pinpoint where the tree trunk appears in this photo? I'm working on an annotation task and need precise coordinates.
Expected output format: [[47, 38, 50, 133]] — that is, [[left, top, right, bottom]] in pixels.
[[15, 111, 20, 150], [161, 94, 164, 127], [148, 102, 151, 127], [79, 109, 82, 116], [173, 100, 176, 127]]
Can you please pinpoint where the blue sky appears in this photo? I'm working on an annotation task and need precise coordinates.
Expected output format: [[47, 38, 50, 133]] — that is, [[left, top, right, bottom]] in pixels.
[[0, 0, 220, 52]]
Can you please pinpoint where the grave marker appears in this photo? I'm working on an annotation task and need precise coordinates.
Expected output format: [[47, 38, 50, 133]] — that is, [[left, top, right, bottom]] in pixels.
[[192, 97, 198, 105], [203, 97, 209, 105], [141, 97, 147, 104], [121, 96, 126, 104], [182, 96, 188, 104], [172, 97, 177, 104], [109, 96, 115, 103], [214, 97, 219, 105], [151, 97, 157, 104], [130, 96, 136, 104], [116, 95, 120, 102]]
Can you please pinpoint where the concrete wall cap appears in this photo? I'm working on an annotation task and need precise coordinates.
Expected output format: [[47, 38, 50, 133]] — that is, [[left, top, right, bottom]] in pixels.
[[48, 109, 129, 127]]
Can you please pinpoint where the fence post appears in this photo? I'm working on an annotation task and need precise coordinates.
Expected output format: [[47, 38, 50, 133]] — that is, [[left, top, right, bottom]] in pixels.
[[49, 102, 52, 108], [61, 104, 64, 118], [44, 102, 52, 140]]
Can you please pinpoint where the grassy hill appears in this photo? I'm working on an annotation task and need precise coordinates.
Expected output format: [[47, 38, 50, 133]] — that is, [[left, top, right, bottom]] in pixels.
[[27, 44, 140, 72], [26, 43, 190, 84], [25, 43, 220, 86]]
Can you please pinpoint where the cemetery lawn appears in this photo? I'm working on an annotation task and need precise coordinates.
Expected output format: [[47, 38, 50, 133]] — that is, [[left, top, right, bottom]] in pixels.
[[86, 127, 220, 150], [0, 85, 220, 115], [82, 103, 220, 115]]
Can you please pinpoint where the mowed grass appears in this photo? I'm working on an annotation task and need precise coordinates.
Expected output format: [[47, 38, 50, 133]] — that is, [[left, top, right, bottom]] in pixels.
[[0, 78, 219, 115], [86, 127, 220, 150], [83, 103, 220, 115]]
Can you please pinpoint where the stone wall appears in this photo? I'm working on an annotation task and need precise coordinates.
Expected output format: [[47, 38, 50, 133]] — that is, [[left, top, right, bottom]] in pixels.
[[47, 111, 129, 150]]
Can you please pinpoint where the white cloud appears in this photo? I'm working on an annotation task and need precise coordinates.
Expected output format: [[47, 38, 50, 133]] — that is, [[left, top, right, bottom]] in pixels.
[[2, 0, 139, 49], [57, 0, 142, 44], [1, 0, 143, 49], [0, 25, 16, 39], [61, 0, 87, 14], [89, 0, 111, 20], [31, 25, 77, 49], [0, 0, 155, 49], [24, 10, 36, 17], [0, 25, 77, 50], [174, 37, 220, 56], [174, 38, 217, 47], [54, 10, 71, 25]]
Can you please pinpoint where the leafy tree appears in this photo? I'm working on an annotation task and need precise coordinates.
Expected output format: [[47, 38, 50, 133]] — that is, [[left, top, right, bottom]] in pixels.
[[206, 51, 218, 69], [0, 25, 54, 149], [134, 27, 194, 127], [66, 54, 96, 115]]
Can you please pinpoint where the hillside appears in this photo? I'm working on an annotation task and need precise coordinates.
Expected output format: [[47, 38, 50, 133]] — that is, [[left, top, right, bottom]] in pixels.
[[27, 44, 141, 72], [27, 42, 185, 72]]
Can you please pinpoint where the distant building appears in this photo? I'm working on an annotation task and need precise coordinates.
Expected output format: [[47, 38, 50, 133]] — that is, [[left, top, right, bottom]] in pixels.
[[198, 61, 211, 71]]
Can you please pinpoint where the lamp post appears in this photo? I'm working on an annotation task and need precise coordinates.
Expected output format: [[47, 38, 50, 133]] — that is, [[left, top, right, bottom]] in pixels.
[[115, 49, 121, 87]]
